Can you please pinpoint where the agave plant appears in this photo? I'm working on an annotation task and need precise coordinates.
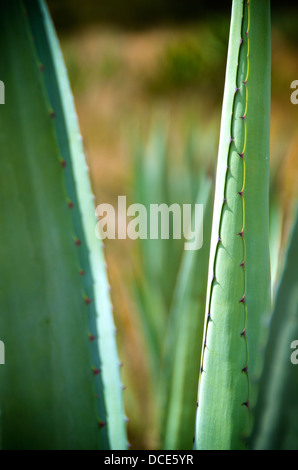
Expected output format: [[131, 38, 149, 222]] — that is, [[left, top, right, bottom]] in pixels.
[[129, 0, 297, 451], [0, 0, 297, 452], [194, 0, 297, 450], [0, 0, 127, 450], [129, 117, 215, 449], [194, 0, 272, 449], [250, 206, 298, 450]]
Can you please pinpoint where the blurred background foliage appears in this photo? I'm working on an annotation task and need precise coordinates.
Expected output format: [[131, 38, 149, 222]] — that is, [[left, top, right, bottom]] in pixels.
[[47, 0, 298, 449]]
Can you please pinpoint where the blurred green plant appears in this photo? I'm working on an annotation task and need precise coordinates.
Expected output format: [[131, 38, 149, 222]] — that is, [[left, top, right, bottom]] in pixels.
[[250, 206, 298, 450], [128, 116, 215, 448], [146, 22, 228, 96]]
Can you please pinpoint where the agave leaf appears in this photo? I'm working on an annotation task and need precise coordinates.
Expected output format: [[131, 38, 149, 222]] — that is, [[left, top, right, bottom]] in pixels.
[[0, 0, 127, 449], [195, 0, 271, 450], [251, 206, 298, 450], [130, 120, 169, 373], [161, 177, 213, 450]]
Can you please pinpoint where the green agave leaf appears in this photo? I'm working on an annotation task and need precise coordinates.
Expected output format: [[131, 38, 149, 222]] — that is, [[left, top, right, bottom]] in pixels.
[[130, 120, 169, 374], [251, 206, 298, 450], [194, 0, 271, 450], [268, 155, 284, 301], [161, 177, 213, 450], [0, 0, 127, 450], [269, 196, 283, 301]]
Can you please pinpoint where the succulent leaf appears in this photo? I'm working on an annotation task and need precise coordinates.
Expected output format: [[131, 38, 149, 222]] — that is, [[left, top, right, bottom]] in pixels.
[[194, 0, 271, 450], [0, 0, 127, 450]]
